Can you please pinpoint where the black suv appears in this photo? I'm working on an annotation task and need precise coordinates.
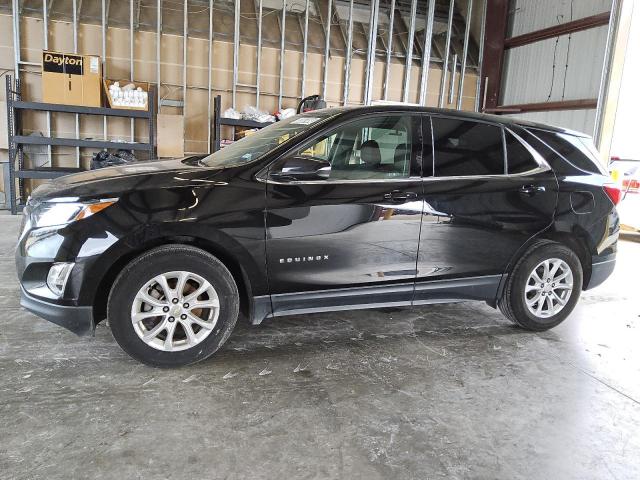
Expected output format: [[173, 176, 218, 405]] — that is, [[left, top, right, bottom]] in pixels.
[[16, 106, 620, 367]]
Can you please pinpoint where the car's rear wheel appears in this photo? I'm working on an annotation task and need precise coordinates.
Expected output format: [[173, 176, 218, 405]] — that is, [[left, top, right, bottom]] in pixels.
[[108, 245, 239, 367], [499, 240, 583, 331]]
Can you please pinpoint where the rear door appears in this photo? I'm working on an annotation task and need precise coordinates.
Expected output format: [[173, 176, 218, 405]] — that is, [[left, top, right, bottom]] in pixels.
[[263, 113, 423, 315], [414, 116, 558, 303]]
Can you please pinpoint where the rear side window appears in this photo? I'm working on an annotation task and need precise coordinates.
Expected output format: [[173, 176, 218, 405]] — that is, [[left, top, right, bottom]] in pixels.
[[505, 131, 540, 174], [528, 129, 605, 174], [432, 118, 505, 177]]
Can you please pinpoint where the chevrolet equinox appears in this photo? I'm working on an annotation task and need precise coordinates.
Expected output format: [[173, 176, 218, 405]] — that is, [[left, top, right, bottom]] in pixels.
[[16, 106, 620, 367]]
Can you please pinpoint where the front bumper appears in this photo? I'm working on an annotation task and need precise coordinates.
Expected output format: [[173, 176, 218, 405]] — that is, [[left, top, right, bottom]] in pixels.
[[20, 287, 95, 336]]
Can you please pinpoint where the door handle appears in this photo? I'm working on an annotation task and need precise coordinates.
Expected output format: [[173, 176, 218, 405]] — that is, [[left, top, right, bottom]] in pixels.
[[383, 191, 418, 202], [519, 184, 546, 196]]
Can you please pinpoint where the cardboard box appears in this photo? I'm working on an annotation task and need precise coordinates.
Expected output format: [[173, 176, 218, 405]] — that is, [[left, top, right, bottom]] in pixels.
[[42, 51, 102, 107], [157, 114, 184, 158], [0, 101, 7, 149]]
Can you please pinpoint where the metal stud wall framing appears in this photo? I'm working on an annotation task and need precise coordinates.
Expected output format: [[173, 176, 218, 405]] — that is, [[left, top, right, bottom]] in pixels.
[[6, 0, 485, 163]]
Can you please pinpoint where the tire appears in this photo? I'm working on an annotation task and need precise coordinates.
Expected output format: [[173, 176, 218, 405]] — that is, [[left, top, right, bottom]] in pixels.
[[498, 240, 583, 331], [107, 245, 239, 367]]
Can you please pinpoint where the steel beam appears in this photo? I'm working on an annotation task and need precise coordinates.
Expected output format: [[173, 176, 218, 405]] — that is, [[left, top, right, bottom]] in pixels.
[[474, 0, 487, 112], [12, 0, 19, 78], [505, 12, 611, 49], [364, 0, 380, 105], [418, 0, 436, 105], [42, 1, 48, 49], [401, 0, 417, 103], [157, 0, 161, 113], [382, 0, 395, 100], [130, 0, 135, 142], [102, 0, 107, 142], [278, 0, 287, 110], [342, 0, 354, 105], [207, 0, 213, 153], [136, 0, 142, 29], [183, 0, 188, 131], [438, 0, 455, 108], [43, 0, 52, 166], [233, 0, 240, 109], [256, 0, 263, 108], [321, 0, 333, 100], [456, 0, 473, 110], [479, 0, 509, 111], [485, 98, 598, 113], [301, 0, 310, 100], [73, 0, 80, 166], [448, 53, 457, 105], [594, 0, 620, 146]]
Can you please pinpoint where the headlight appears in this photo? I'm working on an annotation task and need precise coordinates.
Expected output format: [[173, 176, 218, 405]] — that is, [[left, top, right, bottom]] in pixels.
[[30, 198, 118, 228]]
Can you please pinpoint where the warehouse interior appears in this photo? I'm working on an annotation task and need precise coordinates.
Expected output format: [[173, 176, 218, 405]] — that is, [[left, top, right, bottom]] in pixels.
[[1, 0, 640, 478], [0, 0, 630, 202]]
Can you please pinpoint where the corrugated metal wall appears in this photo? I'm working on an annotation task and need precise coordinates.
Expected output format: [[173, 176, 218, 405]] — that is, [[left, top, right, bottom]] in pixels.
[[501, 0, 612, 134], [507, 0, 611, 36]]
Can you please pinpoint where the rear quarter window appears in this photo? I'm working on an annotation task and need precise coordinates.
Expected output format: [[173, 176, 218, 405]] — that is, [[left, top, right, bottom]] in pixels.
[[505, 131, 540, 174], [527, 129, 606, 175]]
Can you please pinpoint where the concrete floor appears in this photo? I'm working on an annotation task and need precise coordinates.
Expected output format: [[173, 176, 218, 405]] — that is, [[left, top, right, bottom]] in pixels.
[[1, 214, 639, 480]]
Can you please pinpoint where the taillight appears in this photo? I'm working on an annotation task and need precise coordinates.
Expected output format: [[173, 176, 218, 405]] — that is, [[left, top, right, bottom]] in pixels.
[[622, 178, 639, 193], [604, 184, 622, 205]]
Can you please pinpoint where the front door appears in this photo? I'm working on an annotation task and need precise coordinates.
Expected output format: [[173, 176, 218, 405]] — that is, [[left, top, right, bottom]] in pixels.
[[264, 113, 424, 316]]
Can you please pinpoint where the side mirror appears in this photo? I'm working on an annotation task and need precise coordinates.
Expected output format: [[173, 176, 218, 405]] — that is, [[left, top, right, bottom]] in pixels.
[[270, 155, 331, 181]]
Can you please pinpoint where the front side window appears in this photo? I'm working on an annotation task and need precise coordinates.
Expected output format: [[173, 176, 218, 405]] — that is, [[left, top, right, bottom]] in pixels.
[[270, 115, 415, 181], [199, 110, 340, 168], [432, 118, 505, 177]]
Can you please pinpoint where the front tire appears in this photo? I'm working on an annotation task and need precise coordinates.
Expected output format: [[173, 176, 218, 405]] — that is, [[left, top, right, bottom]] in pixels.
[[499, 240, 583, 331], [108, 245, 239, 367]]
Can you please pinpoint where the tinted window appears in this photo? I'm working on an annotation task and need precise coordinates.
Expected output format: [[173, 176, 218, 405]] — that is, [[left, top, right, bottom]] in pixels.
[[528, 129, 605, 174], [432, 119, 505, 177], [277, 115, 414, 180], [519, 129, 574, 176], [506, 131, 539, 173], [200, 110, 339, 167]]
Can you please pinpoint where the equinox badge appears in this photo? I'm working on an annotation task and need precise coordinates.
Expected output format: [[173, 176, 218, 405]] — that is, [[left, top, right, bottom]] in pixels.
[[279, 255, 329, 264]]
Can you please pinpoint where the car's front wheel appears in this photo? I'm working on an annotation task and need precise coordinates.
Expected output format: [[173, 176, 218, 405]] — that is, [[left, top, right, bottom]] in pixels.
[[108, 245, 239, 367], [499, 240, 583, 331]]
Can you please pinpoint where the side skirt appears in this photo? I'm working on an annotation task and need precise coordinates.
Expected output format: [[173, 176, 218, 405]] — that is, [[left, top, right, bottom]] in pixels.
[[250, 275, 503, 324], [413, 275, 502, 305]]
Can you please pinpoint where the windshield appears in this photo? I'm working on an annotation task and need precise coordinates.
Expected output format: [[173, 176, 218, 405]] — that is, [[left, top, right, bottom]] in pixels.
[[200, 110, 342, 168]]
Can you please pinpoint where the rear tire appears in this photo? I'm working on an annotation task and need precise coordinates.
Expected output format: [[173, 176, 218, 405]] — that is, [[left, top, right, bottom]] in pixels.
[[108, 245, 239, 367], [499, 240, 582, 331]]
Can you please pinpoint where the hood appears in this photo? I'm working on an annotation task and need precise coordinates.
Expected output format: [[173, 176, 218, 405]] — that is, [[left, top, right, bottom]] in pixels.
[[31, 156, 222, 200]]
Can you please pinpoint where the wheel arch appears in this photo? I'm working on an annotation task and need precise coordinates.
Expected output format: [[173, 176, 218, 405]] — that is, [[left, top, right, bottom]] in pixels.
[[89, 234, 258, 326], [494, 226, 594, 306]]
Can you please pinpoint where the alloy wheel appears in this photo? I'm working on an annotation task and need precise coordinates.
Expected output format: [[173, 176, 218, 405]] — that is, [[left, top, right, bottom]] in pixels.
[[131, 271, 220, 351], [524, 258, 574, 319]]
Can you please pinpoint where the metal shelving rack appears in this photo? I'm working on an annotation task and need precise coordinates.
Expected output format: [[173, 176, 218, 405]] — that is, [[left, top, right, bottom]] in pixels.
[[212, 95, 273, 152], [5, 75, 156, 214]]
